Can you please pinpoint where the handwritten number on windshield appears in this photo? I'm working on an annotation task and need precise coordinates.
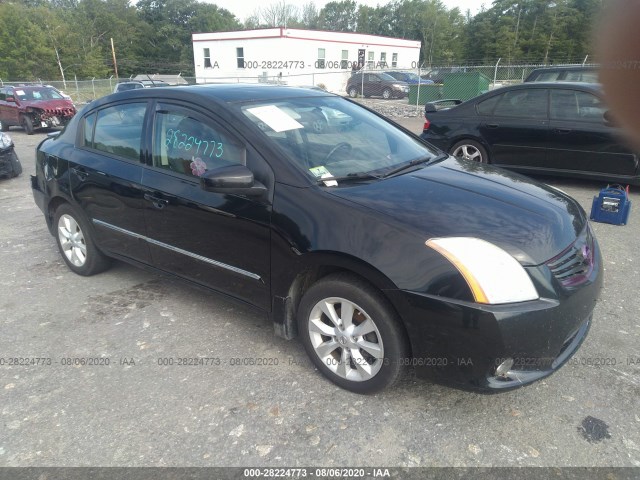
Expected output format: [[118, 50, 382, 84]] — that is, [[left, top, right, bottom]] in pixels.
[[166, 129, 223, 158]]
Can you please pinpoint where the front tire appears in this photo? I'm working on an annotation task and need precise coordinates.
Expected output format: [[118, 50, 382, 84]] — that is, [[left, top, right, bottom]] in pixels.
[[348, 87, 358, 98], [297, 273, 407, 393], [450, 139, 489, 163], [0, 119, 8, 132], [8, 150, 21, 177], [21, 115, 34, 135], [54, 203, 111, 276], [382, 88, 392, 99]]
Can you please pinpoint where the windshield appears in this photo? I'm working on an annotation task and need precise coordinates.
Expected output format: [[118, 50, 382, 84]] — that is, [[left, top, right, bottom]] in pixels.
[[405, 73, 420, 81], [14, 87, 63, 101], [241, 96, 438, 182]]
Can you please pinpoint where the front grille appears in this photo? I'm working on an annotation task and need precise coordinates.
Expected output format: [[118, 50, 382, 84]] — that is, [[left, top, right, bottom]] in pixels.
[[44, 108, 75, 117], [547, 226, 595, 288]]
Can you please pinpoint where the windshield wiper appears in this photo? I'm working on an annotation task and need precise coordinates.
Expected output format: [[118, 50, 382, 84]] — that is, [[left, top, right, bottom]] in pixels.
[[382, 153, 448, 178], [316, 171, 381, 185]]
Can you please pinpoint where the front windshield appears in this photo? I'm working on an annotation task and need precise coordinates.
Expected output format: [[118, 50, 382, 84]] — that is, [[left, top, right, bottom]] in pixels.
[[405, 73, 421, 81], [14, 87, 63, 101], [241, 96, 438, 181]]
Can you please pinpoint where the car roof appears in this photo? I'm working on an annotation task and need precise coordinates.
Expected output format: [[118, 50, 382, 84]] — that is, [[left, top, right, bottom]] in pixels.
[[10, 85, 54, 90], [529, 65, 596, 72], [106, 84, 336, 104], [490, 81, 601, 93]]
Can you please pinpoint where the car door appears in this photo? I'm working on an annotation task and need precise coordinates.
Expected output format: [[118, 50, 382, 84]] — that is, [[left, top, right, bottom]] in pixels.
[[547, 88, 638, 176], [366, 74, 382, 97], [2, 88, 21, 126], [478, 88, 549, 167], [69, 101, 151, 263], [141, 102, 272, 309], [0, 88, 7, 126]]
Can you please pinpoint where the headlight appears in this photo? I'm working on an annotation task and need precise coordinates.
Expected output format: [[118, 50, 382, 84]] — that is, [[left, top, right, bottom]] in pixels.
[[426, 237, 539, 304], [392, 84, 403, 88], [0, 132, 12, 149]]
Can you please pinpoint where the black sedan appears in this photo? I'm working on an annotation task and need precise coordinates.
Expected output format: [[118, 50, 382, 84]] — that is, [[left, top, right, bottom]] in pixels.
[[32, 85, 602, 393], [420, 82, 640, 185]]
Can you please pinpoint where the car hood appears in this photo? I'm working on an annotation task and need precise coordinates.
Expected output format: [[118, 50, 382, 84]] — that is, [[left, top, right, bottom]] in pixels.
[[20, 99, 75, 111], [327, 157, 586, 266]]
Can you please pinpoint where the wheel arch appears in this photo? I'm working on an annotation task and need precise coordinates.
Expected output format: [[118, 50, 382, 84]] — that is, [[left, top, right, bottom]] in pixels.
[[271, 251, 410, 354], [46, 196, 71, 233]]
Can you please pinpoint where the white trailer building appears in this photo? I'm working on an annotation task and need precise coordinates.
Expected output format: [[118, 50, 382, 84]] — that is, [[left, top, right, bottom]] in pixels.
[[192, 28, 421, 94]]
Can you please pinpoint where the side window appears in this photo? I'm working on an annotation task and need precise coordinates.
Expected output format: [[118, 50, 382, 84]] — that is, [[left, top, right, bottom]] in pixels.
[[93, 103, 146, 161], [534, 71, 561, 82], [494, 89, 547, 119], [550, 90, 606, 122], [82, 112, 96, 147], [0, 88, 5, 101], [153, 110, 246, 178], [476, 94, 502, 115]]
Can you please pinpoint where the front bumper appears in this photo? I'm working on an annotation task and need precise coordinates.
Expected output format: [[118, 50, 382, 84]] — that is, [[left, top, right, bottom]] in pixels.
[[386, 238, 603, 392]]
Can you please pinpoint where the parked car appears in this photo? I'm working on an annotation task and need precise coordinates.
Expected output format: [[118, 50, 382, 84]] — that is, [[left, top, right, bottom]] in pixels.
[[113, 81, 145, 93], [421, 67, 468, 84], [386, 71, 434, 85], [0, 132, 21, 178], [0, 85, 76, 135], [420, 82, 639, 185], [32, 84, 602, 393], [346, 73, 409, 99], [113, 80, 171, 93], [525, 66, 599, 83]]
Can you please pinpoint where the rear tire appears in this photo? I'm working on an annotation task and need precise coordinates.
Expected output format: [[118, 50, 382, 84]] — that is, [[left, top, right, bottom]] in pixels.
[[21, 115, 34, 135], [0, 119, 8, 132], [382, 88, 392, 99], [348, 87, 358, 98], [450, 139, 489, 164], [53, 203, 111, 276], [297, 273, 407, 393]]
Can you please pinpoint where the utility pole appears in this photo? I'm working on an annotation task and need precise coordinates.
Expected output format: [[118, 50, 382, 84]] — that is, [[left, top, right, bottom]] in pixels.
[[111, 38, 119, 81]]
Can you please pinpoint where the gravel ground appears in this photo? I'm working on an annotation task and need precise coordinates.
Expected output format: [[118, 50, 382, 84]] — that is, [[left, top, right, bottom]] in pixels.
[[0, 121, 639, 471]]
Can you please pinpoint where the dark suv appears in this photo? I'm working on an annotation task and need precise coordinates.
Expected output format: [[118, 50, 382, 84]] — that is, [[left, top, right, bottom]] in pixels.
[[346, 73, 409, 99], [525, 66, 598, 83], [0, 85, 76, 135]]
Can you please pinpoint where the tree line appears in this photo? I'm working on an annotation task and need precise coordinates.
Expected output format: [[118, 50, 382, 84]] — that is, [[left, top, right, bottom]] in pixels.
[[0, 0, 603, 81]]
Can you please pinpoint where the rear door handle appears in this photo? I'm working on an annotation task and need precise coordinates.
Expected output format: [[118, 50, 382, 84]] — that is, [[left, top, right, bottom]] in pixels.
[[71, 167, 89, 181], [554, 128, 572, 134], [486, 124, 499, 129], [144, 193, 169, 210]]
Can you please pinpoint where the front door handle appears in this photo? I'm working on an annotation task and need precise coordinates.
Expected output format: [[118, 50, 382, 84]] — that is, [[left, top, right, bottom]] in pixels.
[[554, 128, 572, 134], [486, 124, 499, 129], [144, 193, 169, 210]]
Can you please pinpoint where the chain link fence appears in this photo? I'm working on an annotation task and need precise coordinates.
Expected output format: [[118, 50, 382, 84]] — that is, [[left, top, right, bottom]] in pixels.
[[1, 62, 598, 108]]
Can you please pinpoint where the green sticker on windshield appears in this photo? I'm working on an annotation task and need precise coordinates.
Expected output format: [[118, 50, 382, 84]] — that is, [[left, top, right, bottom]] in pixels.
[[309, 166, 331, 178]]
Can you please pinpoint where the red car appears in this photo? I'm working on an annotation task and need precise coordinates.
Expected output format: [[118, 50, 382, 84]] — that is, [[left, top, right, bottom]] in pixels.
[[0, 85, 76, 135]]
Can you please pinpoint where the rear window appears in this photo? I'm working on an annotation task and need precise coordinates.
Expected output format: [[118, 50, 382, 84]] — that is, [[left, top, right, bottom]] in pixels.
[[493, 89, 548, 119], [91, 103, 147, 161]]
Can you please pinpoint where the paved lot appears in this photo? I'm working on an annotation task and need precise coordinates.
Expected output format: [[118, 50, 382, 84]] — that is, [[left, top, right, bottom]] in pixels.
[[1, 122, 639, 468]]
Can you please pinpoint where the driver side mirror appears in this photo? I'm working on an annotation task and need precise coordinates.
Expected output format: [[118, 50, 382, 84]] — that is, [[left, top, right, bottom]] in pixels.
[[200, 164, 267, 197], [5, 96, 15, 103]]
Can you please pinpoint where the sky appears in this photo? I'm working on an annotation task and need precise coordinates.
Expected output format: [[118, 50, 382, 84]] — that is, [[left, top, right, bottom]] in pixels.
[[209, 0, 488, 23]]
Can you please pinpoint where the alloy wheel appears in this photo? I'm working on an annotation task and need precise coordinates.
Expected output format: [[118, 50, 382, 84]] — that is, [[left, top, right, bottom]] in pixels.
[[307, 297, 384, 381], [57, 214, 87, 267]]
